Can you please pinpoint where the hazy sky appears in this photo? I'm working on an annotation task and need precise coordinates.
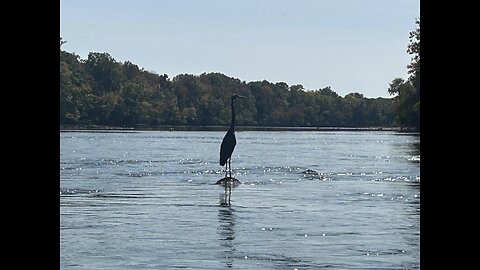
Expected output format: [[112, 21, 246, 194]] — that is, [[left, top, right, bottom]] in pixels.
[[60, 0, 419, 98]]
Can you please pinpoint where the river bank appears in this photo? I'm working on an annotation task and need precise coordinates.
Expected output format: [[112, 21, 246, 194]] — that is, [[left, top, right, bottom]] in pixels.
[[60, 125, 418, 133]]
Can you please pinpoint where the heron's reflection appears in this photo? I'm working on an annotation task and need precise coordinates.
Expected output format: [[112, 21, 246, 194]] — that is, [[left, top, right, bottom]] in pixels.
[[217, 205, 236, 268], [217, 177, 240, 206]]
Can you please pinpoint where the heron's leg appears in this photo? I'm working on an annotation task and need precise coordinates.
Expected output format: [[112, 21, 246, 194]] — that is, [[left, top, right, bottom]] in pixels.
[[224, 163, 228, 178]]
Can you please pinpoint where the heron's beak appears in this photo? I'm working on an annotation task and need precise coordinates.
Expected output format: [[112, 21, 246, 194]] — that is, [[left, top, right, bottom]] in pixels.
[[237, 95, 245, 99]]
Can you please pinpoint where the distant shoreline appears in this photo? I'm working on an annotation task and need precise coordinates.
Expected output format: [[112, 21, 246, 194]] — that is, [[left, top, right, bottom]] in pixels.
[[60, 125, 419, 133]]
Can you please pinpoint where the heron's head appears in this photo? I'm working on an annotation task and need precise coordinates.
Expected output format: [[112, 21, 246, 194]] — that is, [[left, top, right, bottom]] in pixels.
[[232, 94, 245, 100]]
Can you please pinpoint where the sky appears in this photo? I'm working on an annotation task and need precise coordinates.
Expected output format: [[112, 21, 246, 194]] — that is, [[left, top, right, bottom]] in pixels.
[[60, 0, 420, 98]]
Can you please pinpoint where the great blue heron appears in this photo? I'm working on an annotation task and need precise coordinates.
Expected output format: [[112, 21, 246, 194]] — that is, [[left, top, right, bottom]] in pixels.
[[216, 94, 244, 205], [219, 94, 244, 178]]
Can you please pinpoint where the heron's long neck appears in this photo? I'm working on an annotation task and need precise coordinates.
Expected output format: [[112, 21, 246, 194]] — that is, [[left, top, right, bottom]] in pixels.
[[230, 98, 235, 130]]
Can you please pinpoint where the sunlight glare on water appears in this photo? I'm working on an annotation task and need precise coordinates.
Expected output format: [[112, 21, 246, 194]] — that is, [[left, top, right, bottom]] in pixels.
[[60, 130, 420, 269]]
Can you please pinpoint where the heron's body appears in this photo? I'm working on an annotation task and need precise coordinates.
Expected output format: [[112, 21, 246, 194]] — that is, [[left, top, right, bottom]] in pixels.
[[220, 129, 236, 166]]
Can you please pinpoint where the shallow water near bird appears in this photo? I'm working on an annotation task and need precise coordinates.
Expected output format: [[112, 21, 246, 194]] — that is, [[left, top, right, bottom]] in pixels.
[[60, 130, 420, 269]]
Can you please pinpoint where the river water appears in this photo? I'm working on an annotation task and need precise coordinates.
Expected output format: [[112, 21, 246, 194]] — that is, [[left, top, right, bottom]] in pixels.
[[60, 130, 420, 269]]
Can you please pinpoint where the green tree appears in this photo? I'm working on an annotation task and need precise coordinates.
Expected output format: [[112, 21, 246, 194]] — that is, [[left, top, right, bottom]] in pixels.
[[60, 51, 92, 125], [388, 18, 420, 130], [85, 52, 124, 96], [408, 19, 420, 90], [344, 93, 367, 126]]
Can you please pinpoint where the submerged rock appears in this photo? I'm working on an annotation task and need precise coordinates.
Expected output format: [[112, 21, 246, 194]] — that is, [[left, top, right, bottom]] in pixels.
[[301, 169, 318, 175], [216, 177, 241, 186], [301, 169, 330, 181]]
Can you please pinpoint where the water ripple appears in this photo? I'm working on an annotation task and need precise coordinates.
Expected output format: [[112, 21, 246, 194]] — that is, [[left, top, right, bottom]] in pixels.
[[61, 131, 420, 269], [60, 188, 103, 195]]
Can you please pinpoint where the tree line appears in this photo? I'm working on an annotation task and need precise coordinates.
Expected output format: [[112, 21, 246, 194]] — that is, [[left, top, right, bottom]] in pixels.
[[60, 51, 394, 128], [60, 19, 419, 130]]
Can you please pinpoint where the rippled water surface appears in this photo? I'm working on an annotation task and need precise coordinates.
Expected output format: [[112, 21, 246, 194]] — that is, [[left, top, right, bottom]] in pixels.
[[60, 130, 420, 269]]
